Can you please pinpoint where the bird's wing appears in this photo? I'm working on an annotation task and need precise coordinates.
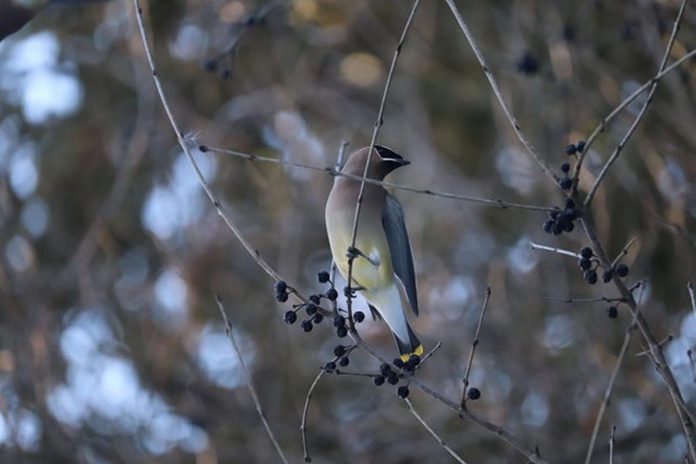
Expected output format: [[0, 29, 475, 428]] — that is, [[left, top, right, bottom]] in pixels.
[[382, 191, 419, 316]]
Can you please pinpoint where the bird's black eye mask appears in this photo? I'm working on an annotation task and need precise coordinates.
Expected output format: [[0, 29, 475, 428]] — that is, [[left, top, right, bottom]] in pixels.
[[375, 145, 403, 161]]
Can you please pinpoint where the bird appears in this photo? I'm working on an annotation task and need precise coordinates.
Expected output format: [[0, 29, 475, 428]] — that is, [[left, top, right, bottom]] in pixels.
[[325, 145, 422, 361]]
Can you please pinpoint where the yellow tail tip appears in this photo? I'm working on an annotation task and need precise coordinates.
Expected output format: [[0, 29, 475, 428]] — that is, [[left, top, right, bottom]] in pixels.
[[399, 344, 424, 362]]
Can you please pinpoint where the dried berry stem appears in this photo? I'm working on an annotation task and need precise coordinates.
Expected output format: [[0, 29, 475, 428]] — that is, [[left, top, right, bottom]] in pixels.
[[460, 287, 490, 408], [404, 398, 469, 464]]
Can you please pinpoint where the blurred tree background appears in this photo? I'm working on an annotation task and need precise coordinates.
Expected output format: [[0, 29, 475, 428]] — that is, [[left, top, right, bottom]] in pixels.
[[1, 0, 696, 462]]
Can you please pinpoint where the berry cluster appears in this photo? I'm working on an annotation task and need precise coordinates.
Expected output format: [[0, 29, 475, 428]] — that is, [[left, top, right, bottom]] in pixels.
[[558, 140, 585, 190], [543, 199, 580, 235], [276, 271, 365, 337], [576, 247, 631, 287], [324, 345, 352, 370], [372, 355, 421, 398]]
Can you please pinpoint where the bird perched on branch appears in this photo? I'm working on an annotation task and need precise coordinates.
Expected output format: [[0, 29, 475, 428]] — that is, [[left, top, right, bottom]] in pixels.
[[325, 145, 422, 361]]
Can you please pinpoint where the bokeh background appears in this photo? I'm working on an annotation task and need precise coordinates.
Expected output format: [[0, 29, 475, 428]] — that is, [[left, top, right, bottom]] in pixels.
[[1, 0, 696, 462]]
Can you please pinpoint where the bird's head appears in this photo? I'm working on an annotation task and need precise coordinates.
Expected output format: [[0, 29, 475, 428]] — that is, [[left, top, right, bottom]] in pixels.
[[342, 145, 410, 180]]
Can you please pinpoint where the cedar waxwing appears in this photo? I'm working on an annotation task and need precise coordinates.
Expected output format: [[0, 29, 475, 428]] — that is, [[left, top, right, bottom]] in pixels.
[[325, 145, 423, 361]]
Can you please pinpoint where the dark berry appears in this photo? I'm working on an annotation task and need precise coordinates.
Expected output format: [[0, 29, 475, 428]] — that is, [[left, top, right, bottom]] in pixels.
[[306, 303, 318, 316], [336, 326, 348, 338], [467, 387, 481, 400], [576, 140, 586, 153], [301, 320, 313, 332], [565, 208, 579, 221], [408, 354, 421, 366], [607, 306, 618, 319], [543, 219, 554, 233], [581, 247, 593, 259], [559, 177, 572, 190], [354, 311, 365, 323], [313, 313, 323, 324], [579, 258, 592, 270], [317, 271, 330, 283], [565, 198, 576, 210], [387, 373, 400, 385], [550, 210, 559, 220], [602, 269, 614, 283], [274, 281, 287, 294], [203, 60, 218, 72], [552, 222, 564, 235], [616, 263, 629, 277], [309, 294, 321, 305], [276, 291, 289, 303], [561, 162, 570, 173], [565, 144, 577, 155], [333, 316, 346, 327], [562, 218, 575, 232], [325, 288, 338, 301], [338, 357, 349, 367], [284, 311, 297, 324], [393, 358, 405, 369], [334, 345, 346, 357], [324, 361, 336, 371], [379, 363, 392, 376], [198, 145, 209, 152], [584, 269, 598, 285], [373, 376, 385, 386], [397, 386, 410, 398], [517, 52, 539, 75]]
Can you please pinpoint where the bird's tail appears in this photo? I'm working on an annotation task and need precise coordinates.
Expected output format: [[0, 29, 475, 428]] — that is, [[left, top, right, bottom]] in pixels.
[[394, 322, 424, 362]]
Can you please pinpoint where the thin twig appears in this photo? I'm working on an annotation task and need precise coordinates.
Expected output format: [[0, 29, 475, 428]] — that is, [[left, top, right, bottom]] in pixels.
[[301, 370, 326, 463], [688, 282, 696, 317], [345, 0, 421, 327], [572, 49, 696, 190], [635, 334, 673, 357], [216, 295, 291, 464], [132, 0, 289, 286], [609, 425, 616, 464], [531, 242, 582, 259], [584, 320, 635, 464], [583, 0, 689, 207], [203, 145, 555, 212], [418, 341, 443, 366], [443, 0, 557, 184], [544, 296, 626, 304], [404, 398, 469, 464], [610, 237, 637, 269], [461, 287, 491, 408]]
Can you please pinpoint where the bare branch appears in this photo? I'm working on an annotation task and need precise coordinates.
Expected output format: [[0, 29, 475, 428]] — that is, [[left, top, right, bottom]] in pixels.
[[203, 145, 555, 212], [584, 321, 635, 464], [418, 341, 444, 366], [572, 48, 696, 189], [531, 241, 582, 259], [345, 0, 421, 327], [688, 282, 696, 318], [131, 0, 289, 288], [301, 370, 326, 463], [404, 398, 469, 464], [583, 0, 689, 207], [609, 425, 616, 464], [461, 287, 490, 408], [216, 295, 291, 464], [443, 0, 557, 184], [580, 214, 696, 460]]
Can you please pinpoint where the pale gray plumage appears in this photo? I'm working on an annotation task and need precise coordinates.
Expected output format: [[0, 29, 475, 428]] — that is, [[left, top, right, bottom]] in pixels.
[[325, 145, 422, 360]]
